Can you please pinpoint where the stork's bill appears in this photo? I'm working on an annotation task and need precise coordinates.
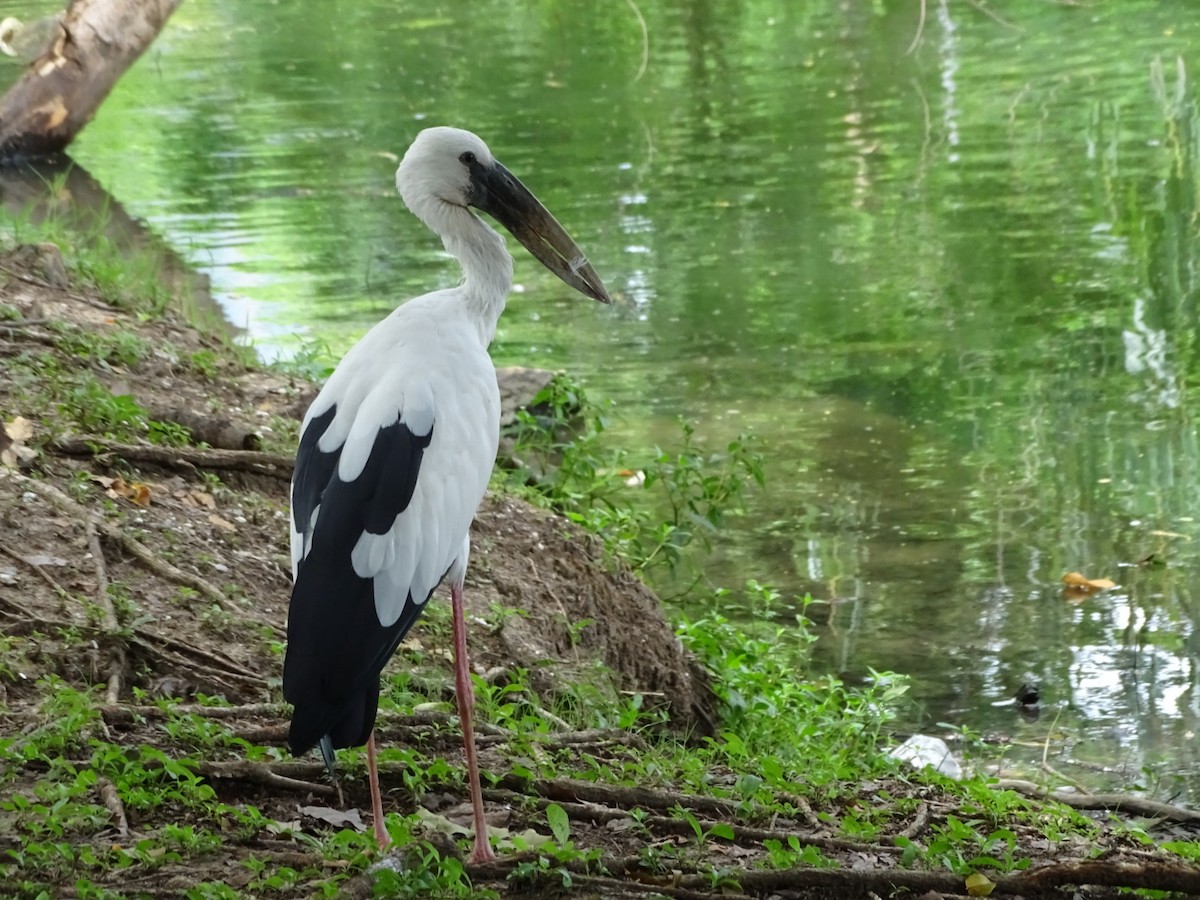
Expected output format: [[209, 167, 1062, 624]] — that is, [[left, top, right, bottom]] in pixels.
[[463, 156, 611, 304]]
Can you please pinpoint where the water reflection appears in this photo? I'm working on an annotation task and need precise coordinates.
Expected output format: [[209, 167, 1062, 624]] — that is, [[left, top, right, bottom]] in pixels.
[[3, 0, 1198, 796]]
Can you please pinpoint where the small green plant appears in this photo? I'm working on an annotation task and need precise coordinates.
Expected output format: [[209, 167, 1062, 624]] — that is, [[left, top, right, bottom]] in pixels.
[[762, 836, 836, 869], [58, 378, 149, 438], [187, 349, 221, 378], [499, 375, 763, 582], [53, 325, 151, 367], [148, 417, 193, 446], [678, 583, 906, 782]]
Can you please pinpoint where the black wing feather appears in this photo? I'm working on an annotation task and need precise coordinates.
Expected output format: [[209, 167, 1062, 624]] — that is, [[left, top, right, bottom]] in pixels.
[[284, 406, 435, 755], [291, 404, 339, 539]]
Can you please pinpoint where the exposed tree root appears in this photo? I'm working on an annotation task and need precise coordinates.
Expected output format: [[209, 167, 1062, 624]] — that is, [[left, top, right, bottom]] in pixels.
[[491, 774, 744, 820], [100, 702, 286, 723], [54, 437, 294, 479], [85, 519, 125, 706], [463, 846, 1200, 898], [129, 633, 266, 689], [196, 758, 337, 799], [0, 540, 69, 598], [95, 776, 131, 838], [896, 800, 931, 840], [482, 787, 888, 857], [0, 321, 59, 346], [996, 778, 1200, 824]]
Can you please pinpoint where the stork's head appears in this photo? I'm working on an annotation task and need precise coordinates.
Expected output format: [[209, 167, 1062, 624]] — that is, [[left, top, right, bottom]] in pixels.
[[396, 126, 610, 304]]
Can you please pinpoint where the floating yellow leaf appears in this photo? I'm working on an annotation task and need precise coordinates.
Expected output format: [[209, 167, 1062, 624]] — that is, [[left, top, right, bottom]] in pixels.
[[1062, 571, 1117, 595]]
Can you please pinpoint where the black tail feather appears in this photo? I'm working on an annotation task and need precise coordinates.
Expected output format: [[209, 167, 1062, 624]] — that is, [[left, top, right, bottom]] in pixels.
[[289, 677, 380, 761], [318, 735, 336, 778]]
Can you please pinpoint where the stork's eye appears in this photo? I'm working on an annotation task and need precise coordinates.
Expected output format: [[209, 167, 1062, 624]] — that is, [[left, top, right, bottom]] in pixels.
[[459, 151, 477, 166]]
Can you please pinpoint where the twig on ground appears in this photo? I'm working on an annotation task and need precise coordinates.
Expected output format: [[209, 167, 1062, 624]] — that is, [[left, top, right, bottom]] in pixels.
[[1015, 859, 1200, 894], [535, 727, 648, 750], [519, 695, 573, 731], [233, 722, 290, 744], [0, 266, 116, 312], [54, 437, 294, 479], [0, 469, 284, 637], [467, 852, 753, 900], [95, 776, 130, 838], [686, 865, 974, 895], [226, 846, 334, 869], [532, 872, 751, 900]]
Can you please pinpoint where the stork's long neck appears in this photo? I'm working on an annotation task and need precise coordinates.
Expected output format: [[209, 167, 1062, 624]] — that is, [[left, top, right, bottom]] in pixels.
[[441, 212, 512, 345]]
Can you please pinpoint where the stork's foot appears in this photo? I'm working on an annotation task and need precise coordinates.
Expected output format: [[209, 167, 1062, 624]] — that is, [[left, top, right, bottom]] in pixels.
[[468, 833, 495, 864], [374, 815, 393, 853]]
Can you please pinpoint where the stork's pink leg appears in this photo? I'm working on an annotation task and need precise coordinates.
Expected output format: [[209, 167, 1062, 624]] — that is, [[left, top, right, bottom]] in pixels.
[[451, 580, 495, 863], [366, 731, 391, 851]]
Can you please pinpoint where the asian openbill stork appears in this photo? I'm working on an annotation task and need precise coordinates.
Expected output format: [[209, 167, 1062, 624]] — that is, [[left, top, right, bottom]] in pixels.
[[283, 126, 610, 861]]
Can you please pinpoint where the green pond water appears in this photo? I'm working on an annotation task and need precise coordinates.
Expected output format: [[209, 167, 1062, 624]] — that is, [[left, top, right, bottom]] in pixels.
[[10, 0, 1200, 793]]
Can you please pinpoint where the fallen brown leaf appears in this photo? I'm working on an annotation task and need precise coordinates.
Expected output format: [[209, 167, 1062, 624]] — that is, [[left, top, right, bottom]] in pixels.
[[108, 477, 152, 507], [298, 805, 364, 831], [207, 514, 236, 533], [1, 416, 37, 468]]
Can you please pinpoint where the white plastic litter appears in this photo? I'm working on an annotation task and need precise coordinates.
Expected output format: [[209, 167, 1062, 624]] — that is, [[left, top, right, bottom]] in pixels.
[[888, 734, 964, 780]]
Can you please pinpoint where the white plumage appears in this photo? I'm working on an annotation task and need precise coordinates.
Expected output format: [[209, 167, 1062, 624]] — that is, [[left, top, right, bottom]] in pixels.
[[290, 291, 499, 626], [282, 126, 609, 862]]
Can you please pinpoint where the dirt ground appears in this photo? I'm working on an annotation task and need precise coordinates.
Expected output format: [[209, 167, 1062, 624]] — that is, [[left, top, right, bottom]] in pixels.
[[1, 244, 1199, 898]]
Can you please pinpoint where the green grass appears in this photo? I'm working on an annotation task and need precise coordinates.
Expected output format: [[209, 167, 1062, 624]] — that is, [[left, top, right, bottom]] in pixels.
[[1, 185, 171, 317]]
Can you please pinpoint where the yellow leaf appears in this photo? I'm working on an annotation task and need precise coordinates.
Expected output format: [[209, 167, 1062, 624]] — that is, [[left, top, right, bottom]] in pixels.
[[966, 872, 995, 896], [1062, 572, 1117, 594]]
